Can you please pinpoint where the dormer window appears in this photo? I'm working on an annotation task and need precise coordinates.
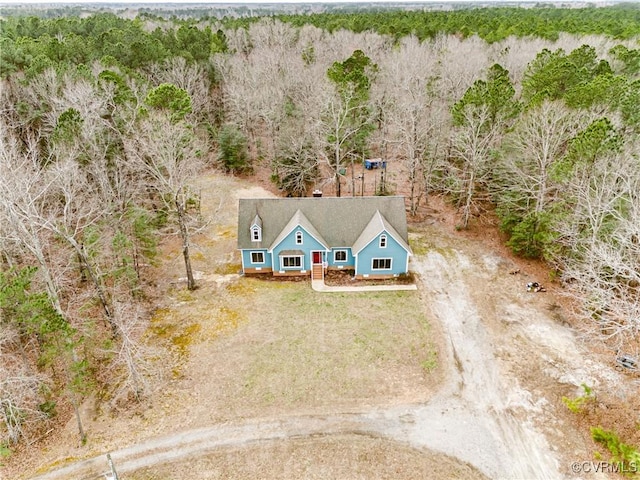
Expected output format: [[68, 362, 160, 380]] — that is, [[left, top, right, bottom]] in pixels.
[[250, 213, 262, 242], [295, 231, 303, 245], [379, 234, 387, 248]]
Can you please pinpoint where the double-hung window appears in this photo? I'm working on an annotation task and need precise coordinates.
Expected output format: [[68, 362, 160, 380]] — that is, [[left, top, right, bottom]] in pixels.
[[251, 252, 264, 264], [372, 258, 392, 270], [334, 250, 348, 262], [282, 256, 302, 268]]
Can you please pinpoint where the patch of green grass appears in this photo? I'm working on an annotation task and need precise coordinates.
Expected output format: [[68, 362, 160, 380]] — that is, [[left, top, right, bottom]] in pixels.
[[562, 383, 595, 414], [409, 235, 435, 256], [148, 323, 178, 342], [420, 350, 438, 372], [147, 306, 202, 380], [591, 427, 640, 475], [409, 231, 456, 259], [0, 443, 11, 463], [150, 307, 173, 323]]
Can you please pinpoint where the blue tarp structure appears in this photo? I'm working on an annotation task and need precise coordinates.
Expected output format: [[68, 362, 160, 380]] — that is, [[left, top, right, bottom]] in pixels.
[[364, 158, 387, 170]]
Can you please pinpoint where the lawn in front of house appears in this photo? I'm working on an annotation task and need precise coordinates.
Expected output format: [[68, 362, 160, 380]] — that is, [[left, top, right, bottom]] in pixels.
[[166, 275, 439, 422]]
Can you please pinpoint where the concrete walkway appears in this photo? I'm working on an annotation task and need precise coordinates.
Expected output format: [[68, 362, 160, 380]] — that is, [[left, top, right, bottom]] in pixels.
[[311, 278, 418, 292]]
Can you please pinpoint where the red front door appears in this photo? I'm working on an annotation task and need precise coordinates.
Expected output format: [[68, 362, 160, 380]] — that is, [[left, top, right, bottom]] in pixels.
[[312, 252, 321, 264]]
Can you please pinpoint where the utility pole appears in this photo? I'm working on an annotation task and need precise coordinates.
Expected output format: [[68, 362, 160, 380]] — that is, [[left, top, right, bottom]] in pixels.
[[105, 453, 119, 480]]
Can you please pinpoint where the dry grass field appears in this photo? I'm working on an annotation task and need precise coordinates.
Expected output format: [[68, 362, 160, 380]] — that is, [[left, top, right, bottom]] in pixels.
[[127, 435, 485, 480]]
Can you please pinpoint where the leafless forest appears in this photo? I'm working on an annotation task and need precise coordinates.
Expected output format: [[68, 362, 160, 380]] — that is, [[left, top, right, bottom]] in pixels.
[[1, 16, 639, 451]]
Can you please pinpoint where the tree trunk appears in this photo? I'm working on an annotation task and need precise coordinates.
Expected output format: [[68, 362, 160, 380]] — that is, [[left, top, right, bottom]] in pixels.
[[334, 145, 342, 197], [82, 251, 113, 325], [72, 398, 86, 445], [462, 167, 476, 229], [176, 199, 196, 291], [409, 155, 417, 216], [67, 238, 117, 336]]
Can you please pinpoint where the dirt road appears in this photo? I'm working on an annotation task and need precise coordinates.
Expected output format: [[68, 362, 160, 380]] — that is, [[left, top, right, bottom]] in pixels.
[[404, 247, 560, 479], [27, 219, 623, 480]]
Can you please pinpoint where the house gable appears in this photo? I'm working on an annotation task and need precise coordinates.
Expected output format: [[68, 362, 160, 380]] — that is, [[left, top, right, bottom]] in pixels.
[[271, 225, 327, 273], [352, 210, 412, 256], [268, 209, 329, 252], [355, 229, 409, 277]]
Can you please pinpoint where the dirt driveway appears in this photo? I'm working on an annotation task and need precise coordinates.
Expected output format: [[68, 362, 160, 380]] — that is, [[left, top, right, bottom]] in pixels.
[[18, 174, 632, 480]]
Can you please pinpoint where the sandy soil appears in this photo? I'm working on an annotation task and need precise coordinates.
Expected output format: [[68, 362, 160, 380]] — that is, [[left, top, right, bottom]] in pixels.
[[9, 171, 640, 480]]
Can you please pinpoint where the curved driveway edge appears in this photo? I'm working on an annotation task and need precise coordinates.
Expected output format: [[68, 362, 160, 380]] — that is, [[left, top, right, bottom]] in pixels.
[[26, 408, 496, 480]]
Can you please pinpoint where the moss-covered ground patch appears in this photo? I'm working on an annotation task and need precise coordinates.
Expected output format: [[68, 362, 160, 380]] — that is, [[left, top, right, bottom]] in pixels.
[[213, 262, 242, 275]]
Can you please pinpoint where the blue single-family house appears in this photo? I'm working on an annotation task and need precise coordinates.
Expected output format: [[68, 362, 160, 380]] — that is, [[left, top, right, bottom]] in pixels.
[[237, 196, 413, 280]]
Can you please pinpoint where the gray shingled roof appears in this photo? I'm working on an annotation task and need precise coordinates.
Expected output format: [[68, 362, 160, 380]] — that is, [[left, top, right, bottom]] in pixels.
[[237, 196, 411, 252]]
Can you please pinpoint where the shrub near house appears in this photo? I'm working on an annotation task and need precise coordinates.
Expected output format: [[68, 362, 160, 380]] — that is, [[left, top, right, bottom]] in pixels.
[[237, 196, 412, 279]]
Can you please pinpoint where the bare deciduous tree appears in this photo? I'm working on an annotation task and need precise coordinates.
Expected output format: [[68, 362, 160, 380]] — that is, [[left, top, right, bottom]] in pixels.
[[124, 113, 206, 290], [0, 323, 49, 445], [494, 100, 591, 257], [555, 142, 640, 354], [148, 57, 213, 124], [449, 104, 498, 228], [318, 85, 373, 197], [104, 300, 156, 402], [373, 36, 447, 214], [499, 101, 585, 217], [0, 122, 91, 444]]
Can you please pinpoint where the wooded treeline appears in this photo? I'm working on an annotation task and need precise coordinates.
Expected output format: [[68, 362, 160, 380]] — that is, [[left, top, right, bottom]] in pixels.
[[1, 7, 639, 451], [276, 4, 640, 42]]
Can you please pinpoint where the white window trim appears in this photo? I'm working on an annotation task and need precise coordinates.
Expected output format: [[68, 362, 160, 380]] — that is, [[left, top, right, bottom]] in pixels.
[[379, 234, 387, 248], [281, 255, 303, 269], [333, 249, 348, 263], [250, 251, 265, 264], [371, 257, 393, 270], [295, 231, 303, 245], [251, 226, 261, 242]]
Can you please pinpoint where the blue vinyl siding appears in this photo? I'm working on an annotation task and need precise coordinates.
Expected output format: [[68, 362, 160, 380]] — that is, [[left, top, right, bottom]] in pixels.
[[328, 248, 355, 268], [356, 230, 408, 276], [241, 249, 270, 270], [271, 226, 326, 271]]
